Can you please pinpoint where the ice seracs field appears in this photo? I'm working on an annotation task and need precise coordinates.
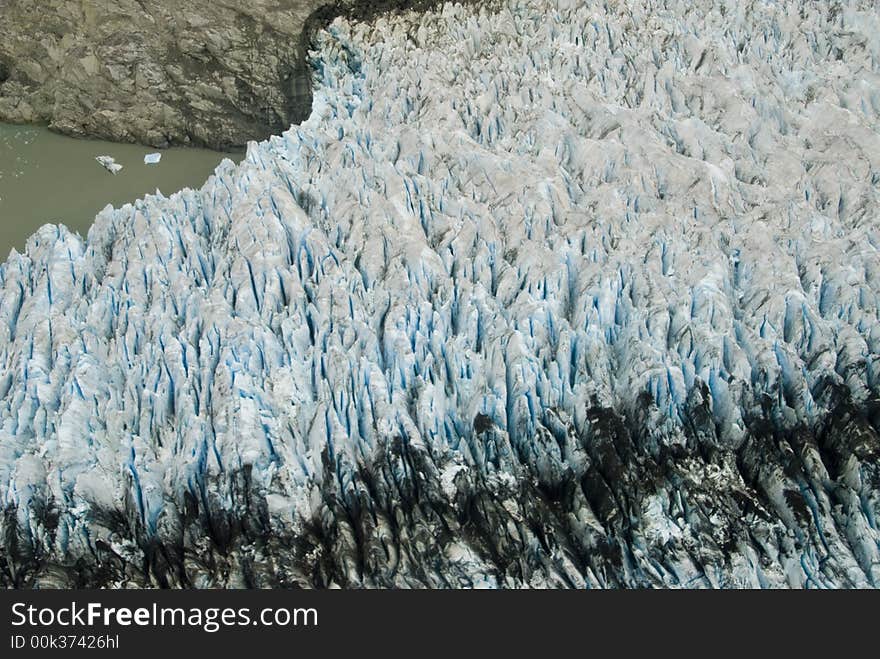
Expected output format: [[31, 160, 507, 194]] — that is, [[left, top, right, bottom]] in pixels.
[[2, 0, 880, 587]]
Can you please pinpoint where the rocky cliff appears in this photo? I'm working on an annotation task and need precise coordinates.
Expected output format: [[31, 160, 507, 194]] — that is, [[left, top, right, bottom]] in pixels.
[[0, 0, 432, 149]]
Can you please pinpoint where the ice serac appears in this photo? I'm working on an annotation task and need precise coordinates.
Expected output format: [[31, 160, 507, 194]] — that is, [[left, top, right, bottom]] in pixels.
[[2, 0, 880, 588]]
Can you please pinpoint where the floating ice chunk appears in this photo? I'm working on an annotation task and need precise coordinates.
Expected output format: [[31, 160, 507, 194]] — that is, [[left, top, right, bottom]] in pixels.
[[144, 153, 162, 165], [95, 155, 122, 174]]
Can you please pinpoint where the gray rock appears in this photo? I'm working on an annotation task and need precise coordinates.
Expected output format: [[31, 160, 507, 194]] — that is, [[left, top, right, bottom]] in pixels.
[[0, 0, 440, 149]]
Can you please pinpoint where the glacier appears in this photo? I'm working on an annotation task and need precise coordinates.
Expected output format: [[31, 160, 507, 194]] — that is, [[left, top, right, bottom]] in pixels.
[[1, 0, 880, 588]]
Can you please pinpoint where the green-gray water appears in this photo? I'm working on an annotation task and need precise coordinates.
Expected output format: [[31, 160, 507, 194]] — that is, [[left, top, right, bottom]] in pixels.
[[0, 123, 242, 259]]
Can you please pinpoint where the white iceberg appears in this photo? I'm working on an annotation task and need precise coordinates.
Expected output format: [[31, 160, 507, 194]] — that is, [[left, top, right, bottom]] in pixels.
[[144, 153, 162, 165], [94, 155, 122, 175]]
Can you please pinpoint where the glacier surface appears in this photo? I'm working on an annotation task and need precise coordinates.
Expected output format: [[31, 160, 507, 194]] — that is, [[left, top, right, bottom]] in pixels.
[[2, 0, 880, 587]]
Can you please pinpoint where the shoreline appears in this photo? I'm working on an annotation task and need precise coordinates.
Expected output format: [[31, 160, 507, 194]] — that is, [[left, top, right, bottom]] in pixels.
[[0, 1, 477, 152]]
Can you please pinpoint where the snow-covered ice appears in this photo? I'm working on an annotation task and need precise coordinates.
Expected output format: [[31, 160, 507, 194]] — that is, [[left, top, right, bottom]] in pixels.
[[1, 0, 880, 588]]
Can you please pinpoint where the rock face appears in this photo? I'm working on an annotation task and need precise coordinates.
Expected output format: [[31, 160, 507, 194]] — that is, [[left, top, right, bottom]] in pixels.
[[2, 0, 880, 588], [0, 0, 402, 149]]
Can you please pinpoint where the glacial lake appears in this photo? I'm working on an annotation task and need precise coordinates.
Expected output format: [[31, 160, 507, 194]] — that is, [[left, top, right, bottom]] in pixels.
[[0, 123, 243, 259]]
